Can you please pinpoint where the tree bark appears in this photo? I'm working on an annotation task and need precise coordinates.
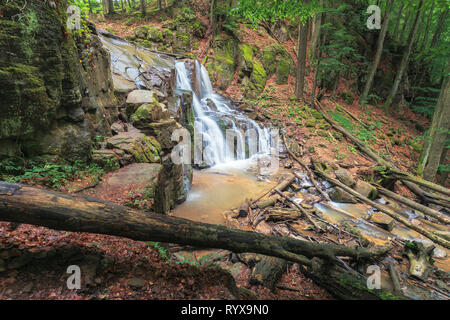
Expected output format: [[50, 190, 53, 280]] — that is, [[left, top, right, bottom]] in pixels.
[[420, 1, 435, 50], [0, 182, 391, 266], [383, 1, 424, 111], [361, 0, 393, 104], [295, 20, 308, 101], [419, 69, 450, 181], [309, 0, 323, 61], [431, 8, 448, 48], [140, 0, 146, 17]]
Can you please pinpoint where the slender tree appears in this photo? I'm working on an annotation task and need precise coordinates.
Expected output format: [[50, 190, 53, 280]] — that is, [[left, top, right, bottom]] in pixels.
[[295, 20, 309, 101], [419, 0, 435, 50], [431, 8, 449, 48], [360, 0, 393, 104], [419, 67, 450, 181], [383, 0, 424, 112], [140, 0, 146, 17]]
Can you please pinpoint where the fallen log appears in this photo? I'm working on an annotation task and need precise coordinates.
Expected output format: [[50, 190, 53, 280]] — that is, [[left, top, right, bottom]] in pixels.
[[388, 262, 404, 297], [313, 168, 450, 249], [237, 198, 250, 218], [376, 185, 450, 224], [391, 171, 450, 197], [252, 174, 295, 208], [266, 208, 303, 222], [0, 182, 390, 267]]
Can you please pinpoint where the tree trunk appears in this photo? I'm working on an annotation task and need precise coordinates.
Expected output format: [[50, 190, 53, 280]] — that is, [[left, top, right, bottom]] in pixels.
[[210, 0, 217, 39], [309, 0, 323, 60], [361, 0, 393, 104], [0, 182, 391, 266], [419, 69, 450, 181], [431, 8, 448, 48], [295, 20, 308, 101], [420, 1, 435, 50], [383, 0, 424, 112], [393, 2, 404, 38], [140, 0, 146, 17]]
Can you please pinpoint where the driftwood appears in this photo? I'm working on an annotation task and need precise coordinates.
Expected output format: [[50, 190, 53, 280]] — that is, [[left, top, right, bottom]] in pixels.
[[376, 185, 450, 224], [265, 208, 303, 222], [313, 168, 450, 249], [0, 182, 393, 267]]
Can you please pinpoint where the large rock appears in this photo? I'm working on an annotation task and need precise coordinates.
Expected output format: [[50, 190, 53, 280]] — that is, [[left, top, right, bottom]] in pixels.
[[354, 180, 378, 200], [0, 1, 116, 160], [137, 119, 182, 151], [207, 34, 238, 90], [126, 90, 164, 115], [130, 101, 170, 125], [335, 169, 356, 187], [105, 128, 161, 164], [329, 187, 357, 203]]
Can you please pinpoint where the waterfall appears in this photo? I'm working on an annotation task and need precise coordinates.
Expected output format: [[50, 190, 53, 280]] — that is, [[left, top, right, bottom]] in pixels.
[[175, 60, 270, 166]]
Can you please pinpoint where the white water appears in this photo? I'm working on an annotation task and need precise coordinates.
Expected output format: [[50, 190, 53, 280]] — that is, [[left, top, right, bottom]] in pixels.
[[175, 60, 271, 166]]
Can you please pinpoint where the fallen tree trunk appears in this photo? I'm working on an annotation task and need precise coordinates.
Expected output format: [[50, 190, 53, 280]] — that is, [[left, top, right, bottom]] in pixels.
[[0, 182, 390, 267], [375, 185, 450, 224], [313, 168, 450, 249]]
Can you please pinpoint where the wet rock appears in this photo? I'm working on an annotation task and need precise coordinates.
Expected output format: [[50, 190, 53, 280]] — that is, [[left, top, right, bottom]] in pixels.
[[112, 75, 136, 94], [126, 90, 164, 115], [128, 277, 146, 289], [335, 169, 356, 187], [354, 180, 378, 200]]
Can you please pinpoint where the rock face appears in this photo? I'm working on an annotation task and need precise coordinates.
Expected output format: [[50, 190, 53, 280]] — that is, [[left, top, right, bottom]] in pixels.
[[0, 1, 117, 161]]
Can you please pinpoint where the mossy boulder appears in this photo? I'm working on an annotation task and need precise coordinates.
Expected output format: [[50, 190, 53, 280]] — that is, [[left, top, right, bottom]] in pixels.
[[247, 61, 267, 96], [106, 130, 161, 163], [133, 26, 149, 39], [238, 44, 255, 77], [261, 44, 294, 84], [148, 26, 164, 42], [207, 34, 238, 90], [131, 101, 170, 125]]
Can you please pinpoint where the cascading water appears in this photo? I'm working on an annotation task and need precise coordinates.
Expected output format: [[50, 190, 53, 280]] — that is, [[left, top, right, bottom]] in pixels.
[[175, 60, 271, 166]]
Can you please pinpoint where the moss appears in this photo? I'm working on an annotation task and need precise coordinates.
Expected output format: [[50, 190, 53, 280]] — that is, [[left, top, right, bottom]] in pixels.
[[248, 61, 267, 94], [131, 135, 161, 163], [262, 45, 277, 75], [148, 26, 164, 42]]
